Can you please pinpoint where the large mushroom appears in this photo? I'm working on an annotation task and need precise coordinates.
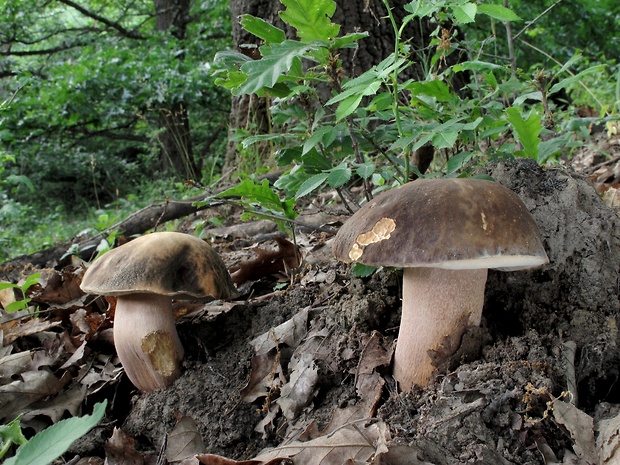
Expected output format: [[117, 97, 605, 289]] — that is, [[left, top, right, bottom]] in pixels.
[[332, 178, 548, 391], [80, 232, 237, 391]]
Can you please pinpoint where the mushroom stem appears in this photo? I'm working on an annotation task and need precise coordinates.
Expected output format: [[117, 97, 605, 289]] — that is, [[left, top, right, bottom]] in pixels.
[[113, 293, 184, 391], [393, 267, 488, 391]]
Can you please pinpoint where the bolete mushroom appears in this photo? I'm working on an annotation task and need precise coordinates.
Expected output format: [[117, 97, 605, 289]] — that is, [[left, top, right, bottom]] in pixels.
[[332, 178, 548, 391], [80, 232, 237, 391]]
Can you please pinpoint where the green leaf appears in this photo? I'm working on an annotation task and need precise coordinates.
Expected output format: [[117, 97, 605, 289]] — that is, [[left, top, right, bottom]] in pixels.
[[5, 300, 29, 313], [236, 40, 317, 95], [0, 416, 27, 460], [303, 125, 337, 154], [4, 401, 107, 465], [351, 263, 380, 277], [407, 80, 453, 102], [326, 163, 351, 188], [20, 273, 41, 292], [355, 162, 375, 179], [432, 131, 458, 149], [506, 107, 541, 159], [404, 1, 435, 18], [452, 3, 477, 24], [274, 167, 310, 197], [296, 173, 328, 198], [279, 0, 340, 42], [332, 32, 368, 50], [240, 15, 286, 44], [445, 151, 474, 175], [452, 61, 504, 72], [538, 137, 566, 164], [333, 79, 381, 120], [215, 179, 284, 212], [477, 4, 521, 21], [334, 94, 364, 121], [301, 148, 332, 171]]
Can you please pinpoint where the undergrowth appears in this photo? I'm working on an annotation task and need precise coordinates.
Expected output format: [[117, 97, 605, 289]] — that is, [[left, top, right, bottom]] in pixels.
[[210, 0, 619, 238]]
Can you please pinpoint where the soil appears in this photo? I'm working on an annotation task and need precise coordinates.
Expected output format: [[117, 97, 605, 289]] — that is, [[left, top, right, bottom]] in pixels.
[[62, 158, 620, 464]]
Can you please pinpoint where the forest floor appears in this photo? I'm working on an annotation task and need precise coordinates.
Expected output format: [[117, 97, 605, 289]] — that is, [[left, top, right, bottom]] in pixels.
[[1, 129, 619, 465]]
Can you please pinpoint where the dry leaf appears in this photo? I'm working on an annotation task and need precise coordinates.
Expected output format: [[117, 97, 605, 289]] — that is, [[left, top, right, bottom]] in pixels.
[[231, 237, 301, 285], [240, 350, 286, 403], [0, 350, 33, 380], [254, 419, 390, 464], [21, 384, 86, 425], [552, 399, 598, 464], [249, 308, 309, 355], [353, 332, 392, 415], [1, 317, 62, 345], [276, 352, 319, 420], [597, 408, 620, 464], [105, 427, 145, 465], [195, 453, 291, 465], [166, 415, 207, 462], [0, 369, 64, 422]]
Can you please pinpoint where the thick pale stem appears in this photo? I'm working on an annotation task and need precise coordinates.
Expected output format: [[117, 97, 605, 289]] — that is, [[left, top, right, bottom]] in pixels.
[[393, 267, 488, 391], [113, 293, 184, 391]]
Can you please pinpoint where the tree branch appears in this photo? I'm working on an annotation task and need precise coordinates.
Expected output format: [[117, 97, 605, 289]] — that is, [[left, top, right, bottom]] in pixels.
[[56, 0, 145, 40]]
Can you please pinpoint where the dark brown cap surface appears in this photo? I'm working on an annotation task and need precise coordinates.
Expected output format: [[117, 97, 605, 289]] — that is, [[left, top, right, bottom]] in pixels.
[[81, 232, 237, 299], [333, 178, 548, 271]]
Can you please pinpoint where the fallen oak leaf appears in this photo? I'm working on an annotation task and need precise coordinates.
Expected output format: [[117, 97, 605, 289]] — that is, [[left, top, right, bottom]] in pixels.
[[0, 370, 65, 423], [353, 332, 393, 415], [20, 384, 86, 426], [241, 308, 310, 403], [598, 407, 620, 464], [195, 454, 290, 465], [249, 308, 309, 355], [0, 317, 62, 345], [276, 352, 319, 420], [253, 418, 391, 464]]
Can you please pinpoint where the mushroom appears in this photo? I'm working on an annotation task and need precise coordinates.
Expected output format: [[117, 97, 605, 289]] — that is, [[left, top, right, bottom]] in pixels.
[[80, 232, 237, 391], [332, 178, 548, 391]]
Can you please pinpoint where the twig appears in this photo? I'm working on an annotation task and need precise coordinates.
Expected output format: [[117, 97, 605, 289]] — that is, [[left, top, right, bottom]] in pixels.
[[514, 0, 564, 40]]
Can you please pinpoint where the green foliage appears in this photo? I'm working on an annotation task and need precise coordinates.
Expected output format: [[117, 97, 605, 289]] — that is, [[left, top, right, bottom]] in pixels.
[[3, 400, 107, 465], [506, 107, 542, 160], [211, 179, 298, 233], [213, 0, 612, 237], [279, 0, 340, 41], [0, 273, 41, 313], [0, 417, 27, 460], [0, 0, 232, 214]]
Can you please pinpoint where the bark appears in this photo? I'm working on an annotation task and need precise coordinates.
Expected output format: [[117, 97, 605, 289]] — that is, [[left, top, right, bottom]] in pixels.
[[153, 0, 197, 179]]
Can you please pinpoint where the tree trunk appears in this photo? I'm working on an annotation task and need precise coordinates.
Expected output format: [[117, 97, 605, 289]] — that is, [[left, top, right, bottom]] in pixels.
[[153, 0, 197, 180]]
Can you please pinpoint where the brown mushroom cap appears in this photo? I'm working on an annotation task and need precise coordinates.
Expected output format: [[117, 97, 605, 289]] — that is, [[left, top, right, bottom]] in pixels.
[[81, 231, 237, 300], [333, 178, 548, 270]]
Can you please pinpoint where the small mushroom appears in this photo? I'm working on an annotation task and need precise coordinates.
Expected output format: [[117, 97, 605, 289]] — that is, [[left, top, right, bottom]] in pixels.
[[333, 178, 548, 391], [80, 232, 237, 391]]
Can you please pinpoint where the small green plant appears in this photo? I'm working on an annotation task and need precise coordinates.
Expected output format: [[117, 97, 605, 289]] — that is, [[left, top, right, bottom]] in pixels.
[[0, 417, 28, 460], [212, 0, 582, 230], [2, 400, 107, 465], [0, 273, 41, 313]]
